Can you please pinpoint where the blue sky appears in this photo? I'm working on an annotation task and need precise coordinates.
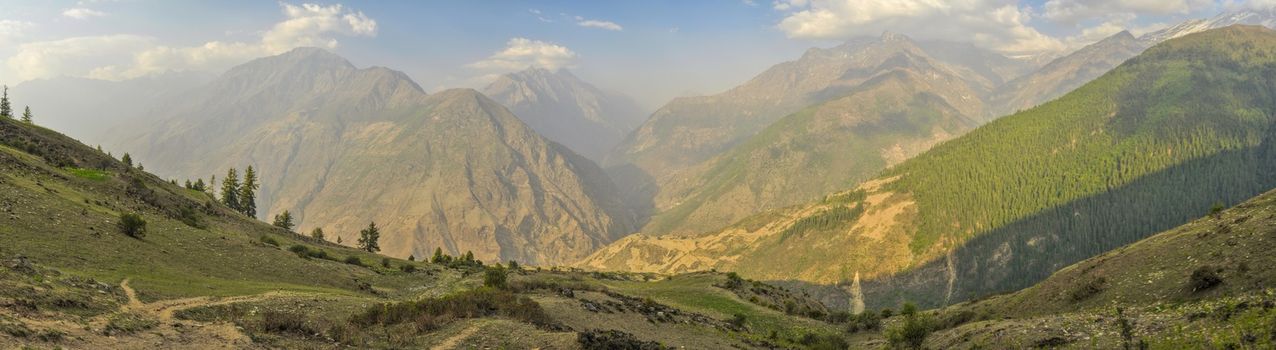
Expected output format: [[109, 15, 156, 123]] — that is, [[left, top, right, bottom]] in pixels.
[[0, 1, 1249, 108]]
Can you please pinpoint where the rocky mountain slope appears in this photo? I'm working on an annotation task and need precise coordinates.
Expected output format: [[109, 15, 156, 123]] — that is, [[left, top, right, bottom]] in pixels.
[[482, 67, 646, 161], [115, 48, 633, 265], [990, 31, 1148, 117], [612, 32, 1033, 235], [581, 26, 1276, 310]]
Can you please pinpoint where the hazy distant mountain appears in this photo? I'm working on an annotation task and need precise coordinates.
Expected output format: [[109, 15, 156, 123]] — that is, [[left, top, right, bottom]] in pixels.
[[641, 34, 989, 235], [482, 67, 646, 161], [119, 48, 633, 265], [10, 73, 208, 145], [610, 32, 1033, 235], [1140, 8, 1276, 44], [990, 31, 1148, 116]]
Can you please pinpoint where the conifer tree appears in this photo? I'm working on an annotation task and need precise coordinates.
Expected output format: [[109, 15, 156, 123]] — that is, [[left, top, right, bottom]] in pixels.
[[221, 168, 240, 211], [21, 106, 32, 124], [121, 153, 133, 167], [272, 210, 294, 231], [408, 254, 415, 262], [310, 227, 325, 240], [432, 247, 445, 263], [0, 85, 11, 119], [358, 222, 381, 253], [239, 166, 259, 217]]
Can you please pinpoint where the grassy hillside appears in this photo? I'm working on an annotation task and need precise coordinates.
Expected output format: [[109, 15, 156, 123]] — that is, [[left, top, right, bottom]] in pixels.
[[0, 116, 852, 349], [913, 186, 1276, 349], [583, 25, 1276, 309]]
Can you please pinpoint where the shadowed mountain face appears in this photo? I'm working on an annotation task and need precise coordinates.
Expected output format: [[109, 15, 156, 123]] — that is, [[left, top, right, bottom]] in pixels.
[[117, 48, 634, 265], [482, 67, 646, 161], [581, 26, 1276, 309]]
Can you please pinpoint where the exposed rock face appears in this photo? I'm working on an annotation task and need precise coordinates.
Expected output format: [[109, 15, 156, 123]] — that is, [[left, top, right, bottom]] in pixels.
[[119, 48, 633, 265], [482, 67, 645, 162]]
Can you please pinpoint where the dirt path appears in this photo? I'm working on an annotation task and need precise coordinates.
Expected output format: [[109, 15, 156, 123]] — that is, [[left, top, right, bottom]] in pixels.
[[120, 278, 144, 310], [431, 321, 482, 350]]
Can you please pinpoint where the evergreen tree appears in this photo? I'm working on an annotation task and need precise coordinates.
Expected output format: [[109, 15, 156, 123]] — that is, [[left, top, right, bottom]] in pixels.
[[272, 210, 294, 231], [184, 179, 193, 189], [432, 247, 445, 263], [463, 251, 475, 262], [0, 85, 11, 119], [121, 153, 133, 167], [358, 222, 381, 253], [310, 227, 325, 240], [239, 166, 259, 217], [21, 106, 32, 124], [408, 254, 415, 262], [221, 168, 240, 211], [336, 236, 342, 244], [193, 178, 207, 192]]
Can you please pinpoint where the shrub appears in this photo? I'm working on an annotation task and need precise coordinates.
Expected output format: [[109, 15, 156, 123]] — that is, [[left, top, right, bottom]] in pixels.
[[260, 310, 316, 336], [260, 235, 280, 247], [724, 272, 745, 289], [288, 245, 310, 258], [847, 311, 882, 333], [399, 264, 417, 273], [1070, 276, 1107, 302], [886, 304, 932, 350], [484, 265, 508, 290], [797, 333, 849, 350], [577, 329, 668, 350], [381, 258, 391, 268], [880, 308, 894, 318], [1190, 266, 1223, 292], [344, 256, 364, 267], [104, 312, 158, 335], [728, 313, 747, 328], [117, 212, 147, 238]]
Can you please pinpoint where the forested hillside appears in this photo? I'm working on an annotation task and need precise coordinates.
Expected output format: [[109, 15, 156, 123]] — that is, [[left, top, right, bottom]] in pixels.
[[582, 25, 1276, 310]]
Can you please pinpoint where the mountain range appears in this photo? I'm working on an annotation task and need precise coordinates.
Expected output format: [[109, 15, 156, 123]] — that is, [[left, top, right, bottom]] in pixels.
[[113, 48, 634, 265]]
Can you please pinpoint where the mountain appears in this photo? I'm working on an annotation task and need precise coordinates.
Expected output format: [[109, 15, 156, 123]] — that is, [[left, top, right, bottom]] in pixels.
[[115, 47, 634, 265], [612, 32, 1033, 235], [481, 67, 646, 161], [581, 26, 1276, 310], [990, 31, 1148, 117], [916, 187, 1276, 348], [0, 116, 847, 349], [641, 44, 985, 235], [1139, 8, 1276, 44], [9, 73, 209, 145]]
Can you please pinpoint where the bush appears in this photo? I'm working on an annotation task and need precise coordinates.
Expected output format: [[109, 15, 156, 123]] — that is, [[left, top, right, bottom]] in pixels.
[[381, 258, 391, 268], [728, 313, 747, 328], [886, 304, 933, 350], [577, 329, 668, 350], [1190, 266, 1223, 292], [260, 310, 317, 336], [484, 265, 508, 289], [260, 235, 280, 247], [344, 256, 364, 267], [117, 212, 147, 238], [349, 288, 553, 330], [797, 333, 849, 350], [288, 245, 310, 258], [399, 264, 417, 273], [1070, 276, 1107, 302], [724, 272, 745, 289], [847, 311, 882, 333]]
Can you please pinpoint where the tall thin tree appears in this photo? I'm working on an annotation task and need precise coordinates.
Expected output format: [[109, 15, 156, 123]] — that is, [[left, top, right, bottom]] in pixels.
[[21, 106, 32, 124], [358, 222, 381, 253], [221, 168, 240, 211], [0, 85, 11, 119], [239, 166, 259, 218]]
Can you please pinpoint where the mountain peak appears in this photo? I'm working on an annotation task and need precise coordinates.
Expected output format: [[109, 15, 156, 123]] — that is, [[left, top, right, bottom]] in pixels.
[[880, 30, 911, 43]]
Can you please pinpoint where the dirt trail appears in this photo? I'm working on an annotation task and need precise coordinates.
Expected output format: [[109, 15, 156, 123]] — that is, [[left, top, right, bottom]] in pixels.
[[431, 321, 482, 350]]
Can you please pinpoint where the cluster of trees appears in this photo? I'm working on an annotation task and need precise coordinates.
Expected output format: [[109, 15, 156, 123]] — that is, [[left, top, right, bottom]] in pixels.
[[0, 85, 34, 124], [430, 248, 484, 268], [218, 167, 260, 217]]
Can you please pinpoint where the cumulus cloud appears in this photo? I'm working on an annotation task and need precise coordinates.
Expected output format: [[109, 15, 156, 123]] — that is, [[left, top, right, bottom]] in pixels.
[[62, 8, 107, 19], [5, 2, 376, 82], [468, 38, 577, 72], [1042, 0, 1214, 23], [575, 17, 623, 31], [774, 0, 1065, 55]]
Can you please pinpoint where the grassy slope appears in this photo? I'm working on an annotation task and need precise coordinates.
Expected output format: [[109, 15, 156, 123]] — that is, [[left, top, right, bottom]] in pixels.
[[0, 116, 846, 349], [914, 187, 1276, 349]]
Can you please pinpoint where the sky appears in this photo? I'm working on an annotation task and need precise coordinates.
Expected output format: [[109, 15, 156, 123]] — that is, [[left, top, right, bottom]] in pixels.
[[0, 0, 1262, 109]]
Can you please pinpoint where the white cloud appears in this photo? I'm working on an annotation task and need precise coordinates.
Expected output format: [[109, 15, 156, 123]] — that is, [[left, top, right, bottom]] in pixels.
[[0, 20, 34, 47], [5, 2, 377, 82], [576, 17, 623, 31], [62, 7, 107, 19], [774, 0, 1065, 55], [468, 38, 577, 72], [1042, 0, 1214, 23]]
